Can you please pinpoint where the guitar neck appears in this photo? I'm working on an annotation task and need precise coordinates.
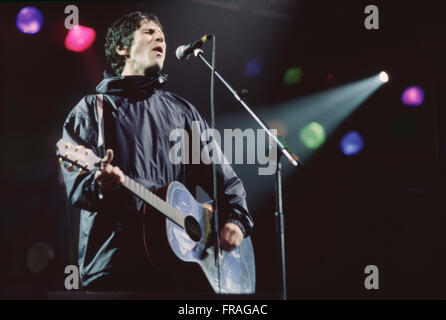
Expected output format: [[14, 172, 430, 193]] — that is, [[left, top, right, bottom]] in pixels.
[[56, 139, 185, 228], [122, 176, 185, 228]]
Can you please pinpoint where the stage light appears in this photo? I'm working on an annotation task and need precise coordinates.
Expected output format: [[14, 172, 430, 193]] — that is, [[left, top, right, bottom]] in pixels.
[[244, 57, 263, 77], [401, 86, 425, 107], [299, 122, 325, 149], [16, 6, 43, 34], [64, 25, 96, 52], [284, 67, 303, 85], [268, 120, 288, 137], [379, 71, 389, 83], [216, 72, 386, 209], [340, 131, 364, 156]]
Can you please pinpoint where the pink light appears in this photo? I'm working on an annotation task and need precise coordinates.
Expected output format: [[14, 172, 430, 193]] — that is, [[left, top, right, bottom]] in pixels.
[[401, 86, 425, 107], [64, 25, 96, 52]]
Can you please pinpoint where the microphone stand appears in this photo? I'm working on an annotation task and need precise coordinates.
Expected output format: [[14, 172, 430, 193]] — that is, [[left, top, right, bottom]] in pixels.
[[193, 49, 302, 300]]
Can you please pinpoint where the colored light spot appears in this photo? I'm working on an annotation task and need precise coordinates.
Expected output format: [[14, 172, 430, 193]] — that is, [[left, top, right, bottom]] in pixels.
[[340, 131, 364, 156], [401, 86, 425, 107], [284, 67, 303, 85], [16, 6, 43, 34], [64, 25, 96, 52], [268, 120, 288, 137], [299, 122, 325, 149], [244, 57, 263, 77]]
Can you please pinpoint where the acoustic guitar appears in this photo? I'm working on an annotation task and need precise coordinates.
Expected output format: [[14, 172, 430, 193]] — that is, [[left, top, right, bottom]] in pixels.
[[56, 139, 255, 294]]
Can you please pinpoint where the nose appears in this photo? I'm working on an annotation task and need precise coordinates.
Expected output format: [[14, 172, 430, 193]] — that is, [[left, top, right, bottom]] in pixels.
[[154, 30, 164, 43]]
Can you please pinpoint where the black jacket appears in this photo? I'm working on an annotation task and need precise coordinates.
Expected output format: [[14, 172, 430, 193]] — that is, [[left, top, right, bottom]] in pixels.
[[59, 73, 254, 288]]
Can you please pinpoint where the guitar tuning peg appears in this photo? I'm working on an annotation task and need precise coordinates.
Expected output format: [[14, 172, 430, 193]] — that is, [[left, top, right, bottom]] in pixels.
[[78, 168, 83, 175], [58, 157, 63, 165]]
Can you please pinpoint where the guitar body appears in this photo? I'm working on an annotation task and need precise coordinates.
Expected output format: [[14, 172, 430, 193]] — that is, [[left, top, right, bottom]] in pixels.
[[143, 181, 255, 294]]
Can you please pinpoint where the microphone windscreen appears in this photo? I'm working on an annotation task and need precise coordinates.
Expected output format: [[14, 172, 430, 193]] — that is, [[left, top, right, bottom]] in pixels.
[[175, 45, 187, 60]]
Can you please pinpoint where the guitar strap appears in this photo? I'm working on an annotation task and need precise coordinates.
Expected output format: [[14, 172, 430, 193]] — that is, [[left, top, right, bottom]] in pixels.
[[96, 94, 104, 148]]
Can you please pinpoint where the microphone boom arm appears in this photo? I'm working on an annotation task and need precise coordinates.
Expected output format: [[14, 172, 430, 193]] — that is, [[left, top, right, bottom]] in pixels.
[[193, 49, 301, 167]]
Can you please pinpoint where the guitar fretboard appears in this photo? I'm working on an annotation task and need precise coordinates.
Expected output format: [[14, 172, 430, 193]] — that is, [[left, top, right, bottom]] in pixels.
[[122, 176, 185, 228]]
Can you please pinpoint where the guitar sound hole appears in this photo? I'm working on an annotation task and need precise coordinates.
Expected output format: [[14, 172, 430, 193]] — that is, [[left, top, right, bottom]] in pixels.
[[185, 216, 202, 242]]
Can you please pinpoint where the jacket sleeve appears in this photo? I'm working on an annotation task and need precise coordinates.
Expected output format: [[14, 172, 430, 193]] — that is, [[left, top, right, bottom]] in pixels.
[[185, 105, 254, 237], [58, 96, 106, 212]]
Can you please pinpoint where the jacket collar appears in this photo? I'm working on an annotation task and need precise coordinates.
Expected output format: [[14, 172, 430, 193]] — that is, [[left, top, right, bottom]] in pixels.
[[96, 71, 168, 97]]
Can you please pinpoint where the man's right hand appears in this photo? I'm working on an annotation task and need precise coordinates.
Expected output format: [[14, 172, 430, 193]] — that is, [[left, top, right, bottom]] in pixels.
[[94, 164, 125, 190]]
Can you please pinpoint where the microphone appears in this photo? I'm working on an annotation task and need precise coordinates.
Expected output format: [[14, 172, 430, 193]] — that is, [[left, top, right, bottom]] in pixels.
[[176, 34, 213, 60]]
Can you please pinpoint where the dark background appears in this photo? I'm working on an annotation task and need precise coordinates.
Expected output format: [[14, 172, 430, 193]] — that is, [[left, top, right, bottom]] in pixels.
[[0, 0, 445, 299]]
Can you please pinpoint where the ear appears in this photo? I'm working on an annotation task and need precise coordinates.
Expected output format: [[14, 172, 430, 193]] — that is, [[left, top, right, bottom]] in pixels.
[[115, 45, 129, 57]]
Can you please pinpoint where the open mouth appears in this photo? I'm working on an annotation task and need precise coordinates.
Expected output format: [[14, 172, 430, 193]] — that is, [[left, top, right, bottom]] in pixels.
[[152, 45, 164, 54]]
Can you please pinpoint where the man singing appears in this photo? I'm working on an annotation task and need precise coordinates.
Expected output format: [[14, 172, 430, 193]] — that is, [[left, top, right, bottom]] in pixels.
[[59, 11, 253, 293]]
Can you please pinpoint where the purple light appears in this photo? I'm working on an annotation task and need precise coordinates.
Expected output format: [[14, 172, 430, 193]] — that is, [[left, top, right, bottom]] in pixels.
[[244, 57, 263, 77], [340, 131, 364, 156], [16, 6, 43, 34], [401, 86, 425, 107], [64, 25, 96, 52]]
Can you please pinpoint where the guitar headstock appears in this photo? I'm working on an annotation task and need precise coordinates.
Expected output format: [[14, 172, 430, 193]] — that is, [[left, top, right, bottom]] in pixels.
[[56, 139, 101, 173]]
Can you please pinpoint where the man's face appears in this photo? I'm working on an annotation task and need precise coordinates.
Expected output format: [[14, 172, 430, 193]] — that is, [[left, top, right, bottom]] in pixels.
[[121, 20, 166, 75]]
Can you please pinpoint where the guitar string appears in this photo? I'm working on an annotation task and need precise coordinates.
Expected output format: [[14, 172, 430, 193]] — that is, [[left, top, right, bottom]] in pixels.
[[124, 176, 204, 237], [59, 151, 204, 238]]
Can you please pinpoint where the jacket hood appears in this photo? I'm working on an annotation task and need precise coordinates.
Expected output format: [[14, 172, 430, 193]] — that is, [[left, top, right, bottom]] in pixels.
[[95, 71, 167, 96]]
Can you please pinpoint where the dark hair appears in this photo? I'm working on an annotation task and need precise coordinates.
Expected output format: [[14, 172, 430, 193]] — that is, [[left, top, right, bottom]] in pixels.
[[105, 11, 163, 75]]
